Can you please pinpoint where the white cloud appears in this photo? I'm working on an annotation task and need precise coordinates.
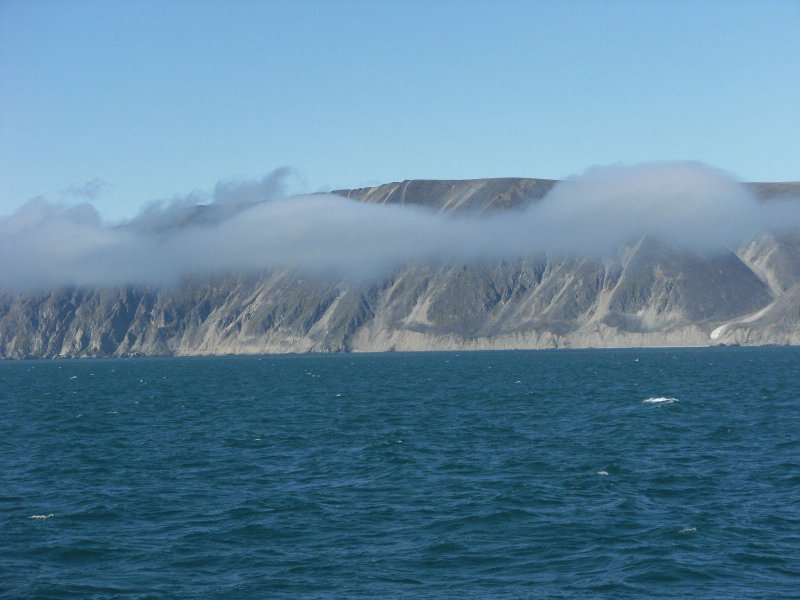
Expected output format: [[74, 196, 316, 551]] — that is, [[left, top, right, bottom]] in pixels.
[[1, 163, 798, 290]]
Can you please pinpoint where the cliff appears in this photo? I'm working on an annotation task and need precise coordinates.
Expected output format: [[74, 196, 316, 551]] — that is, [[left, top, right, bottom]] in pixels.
[[2, 178, 800, 358]]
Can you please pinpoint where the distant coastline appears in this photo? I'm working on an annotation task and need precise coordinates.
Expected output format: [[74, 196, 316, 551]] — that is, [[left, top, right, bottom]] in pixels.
[[2, 177, 799, 359]]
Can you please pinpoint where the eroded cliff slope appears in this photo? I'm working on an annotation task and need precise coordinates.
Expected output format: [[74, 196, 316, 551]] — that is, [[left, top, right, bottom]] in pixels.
[[2, 178, 799, 357]]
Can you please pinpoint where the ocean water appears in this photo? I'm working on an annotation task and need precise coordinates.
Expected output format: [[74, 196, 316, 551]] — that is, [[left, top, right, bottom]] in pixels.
[[2, 347, 800, 599]]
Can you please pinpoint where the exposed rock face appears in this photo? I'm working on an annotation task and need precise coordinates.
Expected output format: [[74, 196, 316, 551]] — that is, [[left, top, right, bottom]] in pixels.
[[2, 178, 800, 358], [333, 177, 556, 212]]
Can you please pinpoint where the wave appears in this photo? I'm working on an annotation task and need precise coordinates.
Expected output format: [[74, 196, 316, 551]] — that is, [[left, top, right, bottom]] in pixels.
[[642, 397, 679, 404]]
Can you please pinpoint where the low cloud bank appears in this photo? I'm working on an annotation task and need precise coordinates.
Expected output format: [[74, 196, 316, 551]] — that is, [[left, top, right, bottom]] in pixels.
[[2, 162, 798, 290]]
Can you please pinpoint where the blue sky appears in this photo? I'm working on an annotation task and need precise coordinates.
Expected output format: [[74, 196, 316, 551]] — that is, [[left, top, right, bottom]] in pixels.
[[1, 0, 798, 220]]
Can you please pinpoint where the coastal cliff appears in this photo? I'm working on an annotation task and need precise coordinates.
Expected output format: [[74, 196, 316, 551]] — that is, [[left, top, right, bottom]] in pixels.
[[2, 178, 800, 358]]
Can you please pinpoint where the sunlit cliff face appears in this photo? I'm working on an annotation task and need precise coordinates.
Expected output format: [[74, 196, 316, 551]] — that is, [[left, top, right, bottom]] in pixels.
[[1, 162, 799, 290]]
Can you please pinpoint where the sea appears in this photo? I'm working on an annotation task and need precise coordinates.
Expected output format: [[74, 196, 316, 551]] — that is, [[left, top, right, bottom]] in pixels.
[[2, 347, 799, 599]]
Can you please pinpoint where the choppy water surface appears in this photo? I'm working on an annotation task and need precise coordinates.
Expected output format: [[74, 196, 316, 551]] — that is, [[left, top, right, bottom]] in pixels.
[[3, 347, 800, 599]]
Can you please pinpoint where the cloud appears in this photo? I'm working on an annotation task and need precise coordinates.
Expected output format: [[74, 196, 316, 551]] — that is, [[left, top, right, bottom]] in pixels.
[[1, 163, 798, 290], [62, 178, 107, 200], [523, 161, 767, 254], [126, 168, 292, 233], [212, 167, 293, 205]]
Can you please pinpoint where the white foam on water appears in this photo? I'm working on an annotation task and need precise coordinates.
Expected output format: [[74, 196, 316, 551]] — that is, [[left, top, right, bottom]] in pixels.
[[596, 471, 609, 476], [29, 514, 54, 520], [642, 397, 679, 404], [680, 527, 697, 533], [69, 375, 77, 379]]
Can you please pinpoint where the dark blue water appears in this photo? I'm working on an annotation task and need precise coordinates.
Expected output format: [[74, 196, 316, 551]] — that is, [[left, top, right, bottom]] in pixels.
[[2, 347, 800, 599]]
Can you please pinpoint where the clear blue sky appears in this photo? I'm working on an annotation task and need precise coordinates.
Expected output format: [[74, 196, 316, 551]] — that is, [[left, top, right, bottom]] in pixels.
[[2, 0, 798, 220]]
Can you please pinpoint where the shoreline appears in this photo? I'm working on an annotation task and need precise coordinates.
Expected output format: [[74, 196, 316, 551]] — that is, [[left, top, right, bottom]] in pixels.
[[2, 341, 797, 361]]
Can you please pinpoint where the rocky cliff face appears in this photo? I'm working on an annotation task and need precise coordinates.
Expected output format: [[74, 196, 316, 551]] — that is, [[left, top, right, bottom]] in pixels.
[[333, 177, 556, 212], [2, 178, 800, 358]]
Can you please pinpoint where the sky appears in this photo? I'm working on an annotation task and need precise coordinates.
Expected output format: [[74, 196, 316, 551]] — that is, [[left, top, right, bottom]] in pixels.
[[1, 0, 799, 221]]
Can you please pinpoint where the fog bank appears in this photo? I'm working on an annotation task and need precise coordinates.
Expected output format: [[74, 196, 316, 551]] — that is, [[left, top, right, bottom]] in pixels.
[[2, 162, 798, 290]]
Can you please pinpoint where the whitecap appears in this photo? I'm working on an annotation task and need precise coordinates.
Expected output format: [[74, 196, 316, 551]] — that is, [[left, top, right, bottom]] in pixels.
[[679, 527, 697, 533], [29, 514, 54, 520], [643, 397, 679, 404], [596, 471, 609, 476], [69, 375, 78, 379]]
